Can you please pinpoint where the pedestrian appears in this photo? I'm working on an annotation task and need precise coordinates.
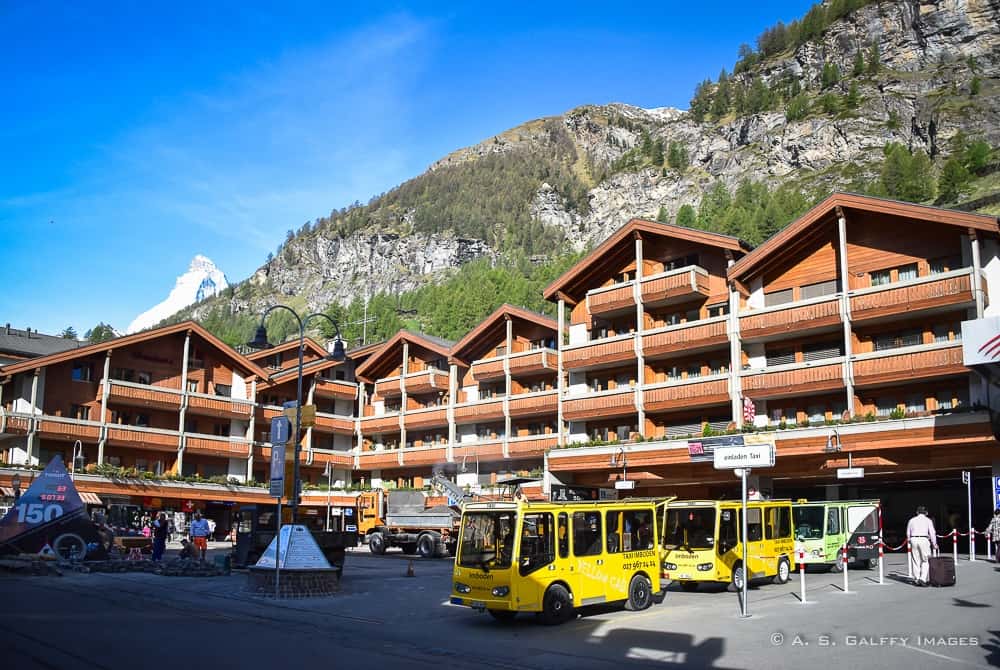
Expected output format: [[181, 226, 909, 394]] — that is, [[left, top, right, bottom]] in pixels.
[[189, 511, 210, 562], [906, 505, 939, 586], [151, 512, 168, 562], [167, 517, 175, 543], [988, 508, 1000, 562], [207, 517, 217, 541]]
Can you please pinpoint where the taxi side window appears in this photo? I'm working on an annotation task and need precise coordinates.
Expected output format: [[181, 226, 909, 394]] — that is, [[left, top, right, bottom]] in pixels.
[[765, 508, 775, 540], [742, 508, 763, 542], [606, 509, 654, 553], [558, 513, 569, 558], [775, 507, 791, 539], [718, 509, 738, 554], [827, 508, 840, 535], [519, 512, 555, 576], [573, 511, 602, 556]]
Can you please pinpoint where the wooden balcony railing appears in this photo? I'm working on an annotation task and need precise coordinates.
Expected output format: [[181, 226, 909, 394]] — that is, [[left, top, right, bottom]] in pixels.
[[359, 413, 401, 434], [587, 281, 635, 315], [508, 349, 555, 376], [642, 317, 728, 359], [640, 266, 711, 307], [35, 416, 102, 442], [850, 271, 974, 322], [1, 413, 32, 435], [308, 450, 354, 467], [104, 380, 183, 410], [186, 391, 254, 418], [643, 377, 730, 413], [562, 389, 636, 421], [185, 433, 251, 458], [453, 439, 504, 462], [453, 398, 505, 424], [106, 424, 180, 452], [358, 449, 403, 469], [471, 357, 506, 381], [507, 434, 558, 457], [404, 369, 450, 396], [507, 391, 558, 418], [313, 378, 358, 400], [739, 296, 841, 340], [563, 334, 636, 371], [313, 412, 356, 434], [741, 360, 844, 398], [853, 344, 965, 386], [398, 444, 449, 467], [403, 406, 449, 431]]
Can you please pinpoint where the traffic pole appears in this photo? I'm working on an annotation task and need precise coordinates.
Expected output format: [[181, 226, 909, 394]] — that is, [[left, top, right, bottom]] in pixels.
[[906, 539, 913, 580], [952, 529, 958, 566], [965, 470, 974, 562], [798, 547, 808, 603], [877, 506, 884, 585], [987, 531, 993, 562], [841, 544, 850, 593]]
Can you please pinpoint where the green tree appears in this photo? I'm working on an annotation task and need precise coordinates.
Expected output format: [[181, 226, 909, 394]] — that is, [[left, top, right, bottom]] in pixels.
[[675, 204, 696, 228], [852, 50, 865, 76], [845, 81, 860, 109], [689, 79, 713, 123], [656, 206, 670, 223], [60, 326, 78, 339], [867, 43, 880, 74], [667, 141, 689, 171], [785, 93, 810, 121], [84, 323, 117, 343], [747, 77, 771, 114], [821, 62, 841, 89], [937, 158, 970, 203], [962, 139, 992, 172], [970, 76, 981, 96], [650, 139, 664, 166]]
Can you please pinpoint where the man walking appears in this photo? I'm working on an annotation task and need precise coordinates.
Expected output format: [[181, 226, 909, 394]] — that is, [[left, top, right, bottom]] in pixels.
[[189, 511, 210, 562], [907, 506, 938, 586], [151, 512, 169, 562], [988, 508, 1000, 562]]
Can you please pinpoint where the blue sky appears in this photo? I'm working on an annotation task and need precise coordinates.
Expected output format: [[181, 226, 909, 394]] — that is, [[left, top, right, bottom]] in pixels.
[[0, 1, 815, 336]]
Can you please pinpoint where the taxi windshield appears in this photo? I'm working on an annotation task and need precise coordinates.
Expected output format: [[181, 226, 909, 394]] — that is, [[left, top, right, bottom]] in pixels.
[[793, 505, 825, 539], [458, 511, 516, 571], [664, 507, 716, 550]]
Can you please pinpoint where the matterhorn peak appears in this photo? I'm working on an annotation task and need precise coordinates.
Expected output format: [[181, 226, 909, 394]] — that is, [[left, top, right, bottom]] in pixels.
[[126, 255, 229, 334]]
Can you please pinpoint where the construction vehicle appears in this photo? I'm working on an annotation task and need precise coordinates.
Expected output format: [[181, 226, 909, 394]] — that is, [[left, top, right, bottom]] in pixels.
[[360, 474, 470, 558]]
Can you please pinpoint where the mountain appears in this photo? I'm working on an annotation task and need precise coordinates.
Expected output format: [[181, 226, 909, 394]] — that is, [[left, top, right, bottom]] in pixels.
[[168, 0, 1000, 346], [128, 256, 229, 334]]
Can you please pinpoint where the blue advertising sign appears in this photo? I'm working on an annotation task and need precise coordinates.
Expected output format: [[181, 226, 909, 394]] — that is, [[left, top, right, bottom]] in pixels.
[[269, 416, 291, 498]]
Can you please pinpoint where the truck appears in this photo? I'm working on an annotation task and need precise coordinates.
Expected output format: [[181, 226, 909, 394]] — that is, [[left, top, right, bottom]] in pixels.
[[360, 474, 470, 558], [230, 504, 358, 577]]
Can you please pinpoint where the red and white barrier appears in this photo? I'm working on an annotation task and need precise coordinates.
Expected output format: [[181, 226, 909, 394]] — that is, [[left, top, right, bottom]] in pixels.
[[840, 544, 851, 594], [798, 547, 808, 604]]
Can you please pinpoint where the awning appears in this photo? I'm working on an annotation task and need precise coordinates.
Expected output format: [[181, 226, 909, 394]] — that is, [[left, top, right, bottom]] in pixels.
[[79, 492, 103, 505], [0, 486, 14, 497]]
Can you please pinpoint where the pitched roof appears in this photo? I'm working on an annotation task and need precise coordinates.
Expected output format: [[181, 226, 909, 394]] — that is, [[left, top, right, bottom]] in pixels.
[[543, 217, 751, 304], [354, 330, 454, 381], [0, 321, 271, 381], [728, 192, 1000, 281], [244, 337, 330, 361], [450, 304, 557, 364], [0, 325, 90, 361]]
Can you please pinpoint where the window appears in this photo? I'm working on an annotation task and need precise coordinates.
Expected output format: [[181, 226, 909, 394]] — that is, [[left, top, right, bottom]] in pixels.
[[606, 509, 654, 553], [664, 253, 698, 271], [111, 411, 131, 425], [898, 263, 918, 281], [936, 392, 953, 411], [709, 359, 729, 375], [334, 370, 345, 381], [72, 363, 93, 382], [70, 404, 90, 421], [213, 423, 230, 437], [802, 341, 843, 362], [932, 324, 951, 343], [808, 405, 825, 424], [265, 354, 282, 369], [384, 398, 402, 412], [187, 380, 199, 393], [558, 513, 569, 558], [764, 288, 794, 307], [800, 279, 839, 300], [213, 383, 232, 398], [929, 256, 962, 275], [906, 395, 926, 414], [685, 363, 702, 379], [685, 308, 701, 323], [875, 397, 897, 417], [618, 269, 635, 283], [137, 371, 152, 385], [184, 418, 197, 432], [766, 348, 795, 367], [718, 509, 738, 555], [870, 269, 891, 287], [741, 507, 763, 542], [572, 511, 603, 557], [706, 302, 729, 317], [874, 329, 922, 351], [111, 367, 134, 382], [765, 507, 791, 540], [518, 512, 555, 576], [135, 458, 148, 472], [827, 508, 841, 535], [134, 414, 150, 427]]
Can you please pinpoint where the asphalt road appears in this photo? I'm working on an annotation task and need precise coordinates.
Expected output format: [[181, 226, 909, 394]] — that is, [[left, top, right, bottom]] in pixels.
[[2, 551, 998, 669]]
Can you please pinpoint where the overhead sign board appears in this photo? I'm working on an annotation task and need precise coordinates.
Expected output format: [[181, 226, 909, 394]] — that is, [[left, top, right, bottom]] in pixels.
[[614, 480, 636, 490], [837, 467, 865, 479], [269, 416, 291, 498], [713, 443, 775, 470], [961, 317, 1000, 366]]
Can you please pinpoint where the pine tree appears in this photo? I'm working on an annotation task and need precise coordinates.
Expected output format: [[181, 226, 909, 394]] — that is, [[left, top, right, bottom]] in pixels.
[[675, 204, 696, 228], [651, 139, 664, 166], [821, 62, 841, 89], [852, 50, 865, 77], [667, 142, 689, 171], [84, 323, 117, 343], [845, 81, 860, 109], [656, 206, 670, 223], [60, 326, 78, 339], [937, 158, 970, 203], [867, 43, 880, 75], [970, 76, 981, 96]]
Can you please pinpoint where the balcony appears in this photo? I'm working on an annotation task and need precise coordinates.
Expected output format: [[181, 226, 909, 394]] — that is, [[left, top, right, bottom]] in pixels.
[[453, 397, 504, 424], [470, 357, 506, 381], [853, 343, 966, 387], [403, 406, 449, 431], [375, 368, 450, 397], [563, 334, 636, 371], [359, 413, 401, 434], [643, 376, 730, 413], [507, 434, 558, 457], [35, 415, 102, 442], [849, 270, 974, 323], [186, 391, 254, 419], [185, 433, 251, 458], [508, 349, 556, 376], [454, 438, 505, 462], [106, 424, 180, 452], [507, 390, 558, 418], [562, 388, 635, 422], [587, 281, 635, 316], [313, 378, 358, 401], [103, 380, 183, 411], [640, 266, 711, 308], [741, 359, 844, 399], [359, 449, 403, 469], [1, 412, 32, 436], [398, 444, 449, 467], [308, 450, 354, 467], [739, 295, 841, 341], [313, 411, 356, 434], [642, 317, 728, 359]]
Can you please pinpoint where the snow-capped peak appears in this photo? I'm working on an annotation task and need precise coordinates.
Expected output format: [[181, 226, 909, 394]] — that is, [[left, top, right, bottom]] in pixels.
[[126, 256, 229, 334]]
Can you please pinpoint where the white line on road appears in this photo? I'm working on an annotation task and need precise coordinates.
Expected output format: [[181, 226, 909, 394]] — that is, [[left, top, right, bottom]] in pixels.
[[899, 643, 994, 669]]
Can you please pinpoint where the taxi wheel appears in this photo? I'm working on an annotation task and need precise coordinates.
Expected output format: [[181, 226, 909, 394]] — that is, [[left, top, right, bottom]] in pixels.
[[626, 574, 653, 611], [865, 558, 878, 570], [540, 584, 574, 625], [729, 562, 745, 592], [829, 555, 845, 573], [488, 609, 517, 622], [680, 581, 699, 592], [772, 557, 791, 584]]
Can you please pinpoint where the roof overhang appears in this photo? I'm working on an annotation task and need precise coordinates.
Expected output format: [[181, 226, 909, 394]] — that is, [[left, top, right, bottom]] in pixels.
[[354, 330, 453, 381], [450, 304, 557, 365]]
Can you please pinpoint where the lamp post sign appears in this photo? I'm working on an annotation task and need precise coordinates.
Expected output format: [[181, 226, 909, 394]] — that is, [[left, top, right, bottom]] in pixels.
[[269, 416, 290, 498], [713, 441, 776, 619]]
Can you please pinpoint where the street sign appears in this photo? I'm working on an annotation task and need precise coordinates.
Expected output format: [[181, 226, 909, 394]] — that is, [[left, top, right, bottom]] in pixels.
[[614, 480, 636, 490], [269, 416, 291, 499], [300, 404, 316, 428], [961, 470, 970, 485], [837, 467, 865, 479], [713, 444, 775, 470]]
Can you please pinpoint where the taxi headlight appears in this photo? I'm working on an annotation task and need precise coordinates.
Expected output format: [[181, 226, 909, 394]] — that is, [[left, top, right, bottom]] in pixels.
[[663, 562, 678, 570], [455, 582, 471, 594], [811, 549, 823, 557], [491, 586, 509, 597], [697, 563, 714, 571]]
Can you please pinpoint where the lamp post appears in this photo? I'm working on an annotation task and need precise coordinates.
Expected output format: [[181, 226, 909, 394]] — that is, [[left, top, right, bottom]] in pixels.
[[71, 440, 84, 480], [247, 306, 345, 524]]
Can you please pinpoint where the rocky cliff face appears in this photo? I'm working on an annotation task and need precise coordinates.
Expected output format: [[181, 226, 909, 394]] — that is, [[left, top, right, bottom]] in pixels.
[[184, 0, 999, 326]]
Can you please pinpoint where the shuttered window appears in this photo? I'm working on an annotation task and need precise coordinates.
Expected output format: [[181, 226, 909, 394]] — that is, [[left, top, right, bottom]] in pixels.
[[800, 279, 839, 300], [764, 288, 794, 307], [802, 341, 843, 362], [874, 330, 922, 351], [765, 349, 795, 366], [665, 422, 702, 436]]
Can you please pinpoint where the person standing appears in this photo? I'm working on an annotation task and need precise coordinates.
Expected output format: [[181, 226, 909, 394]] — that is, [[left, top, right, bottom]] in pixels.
[[988, 508, 1000, 562], [151, 512, 168, 562], [189, 511, 210, 561], [907, 506, 939, 586]]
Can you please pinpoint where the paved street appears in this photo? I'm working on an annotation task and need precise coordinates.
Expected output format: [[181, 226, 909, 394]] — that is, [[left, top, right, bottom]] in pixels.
[[2, 552, 998, 669]]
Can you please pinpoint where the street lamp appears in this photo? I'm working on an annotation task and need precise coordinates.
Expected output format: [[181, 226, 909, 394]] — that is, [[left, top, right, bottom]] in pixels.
[[247, 306, 345, 524], [70, 440, 84, 479], [610, 446, 627, 482]]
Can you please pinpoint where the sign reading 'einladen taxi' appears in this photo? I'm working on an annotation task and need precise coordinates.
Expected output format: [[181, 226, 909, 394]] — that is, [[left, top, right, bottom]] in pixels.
[[713, 443, 775, 470]]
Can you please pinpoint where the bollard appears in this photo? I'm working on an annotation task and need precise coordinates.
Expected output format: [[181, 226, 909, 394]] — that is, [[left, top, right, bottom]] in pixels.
[[988, 532, 993, 562], [877, 539, 884, 585], [907, 539, 913, 580], [952, 529, 958, 566], [970, 527, 976, 563], [798, 547, 808, 604], [841, 544, 850, 593], [406, 559, 415, 577]]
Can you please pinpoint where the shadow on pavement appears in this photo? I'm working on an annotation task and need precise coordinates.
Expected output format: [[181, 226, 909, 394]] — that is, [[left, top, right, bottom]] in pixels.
[[587, 628, 739, 669], [983, 630, 1000, 667], [952, 598, 991, 608]]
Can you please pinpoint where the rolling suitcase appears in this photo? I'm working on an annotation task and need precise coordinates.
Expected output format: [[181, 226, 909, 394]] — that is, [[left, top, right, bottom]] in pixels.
[[927, 548, 955, 587]]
